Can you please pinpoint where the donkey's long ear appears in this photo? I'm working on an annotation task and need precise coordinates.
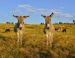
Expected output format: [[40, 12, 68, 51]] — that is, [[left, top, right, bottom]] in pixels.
[[41, 15, 46, 18], [50, 12, 54, 17], [23, 16, 29, 18], [13, 15, 19, 19]]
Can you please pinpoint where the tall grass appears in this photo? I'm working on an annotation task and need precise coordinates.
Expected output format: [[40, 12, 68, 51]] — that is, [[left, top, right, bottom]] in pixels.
[[0, 23, 75, 58]]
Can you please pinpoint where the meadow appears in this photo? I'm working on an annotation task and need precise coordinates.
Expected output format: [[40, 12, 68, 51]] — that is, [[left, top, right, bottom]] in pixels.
[[0, 23, 75, 58]]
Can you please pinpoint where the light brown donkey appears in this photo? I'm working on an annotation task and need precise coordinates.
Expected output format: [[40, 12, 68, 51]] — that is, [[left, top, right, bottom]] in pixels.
[[13, 15, 29, 46], [41, 12, 55, 47]]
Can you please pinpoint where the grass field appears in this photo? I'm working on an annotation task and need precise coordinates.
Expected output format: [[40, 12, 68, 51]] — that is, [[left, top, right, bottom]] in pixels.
[[0, 23, 75, 58]]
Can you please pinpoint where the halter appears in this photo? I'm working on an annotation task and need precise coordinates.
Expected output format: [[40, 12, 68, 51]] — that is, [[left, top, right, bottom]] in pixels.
[[14, 22, 24, 32], [44, 23, 50, 34]]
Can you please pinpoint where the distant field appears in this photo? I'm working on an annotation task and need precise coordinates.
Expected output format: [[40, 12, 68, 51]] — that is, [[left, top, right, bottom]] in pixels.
[[0, 23, 75, 58]]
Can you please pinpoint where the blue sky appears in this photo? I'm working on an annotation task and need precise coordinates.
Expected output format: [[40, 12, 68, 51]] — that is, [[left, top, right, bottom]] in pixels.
[[0, 0, 75, 24]]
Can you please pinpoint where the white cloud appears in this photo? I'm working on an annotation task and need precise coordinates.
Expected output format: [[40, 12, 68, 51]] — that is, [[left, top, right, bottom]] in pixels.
[[19, 4, 33, 9], [18, 4, 36, 13], [18, 4, 51, 15], [13, 4, 75, 19], [50, 9, 74, 19]]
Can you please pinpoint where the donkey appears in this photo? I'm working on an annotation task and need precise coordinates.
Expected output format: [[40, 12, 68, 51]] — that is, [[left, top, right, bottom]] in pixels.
[[41, 12, 55, 46], [13, 15, 29, 46], [5, 22, 10, 32]]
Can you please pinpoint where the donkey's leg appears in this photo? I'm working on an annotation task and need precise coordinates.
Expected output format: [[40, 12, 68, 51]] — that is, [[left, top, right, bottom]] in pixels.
[[17, 31, 20, 43], [46, 33, 49, 46], [20, 31, 23, 46], [48, 32, 53, 47], [17, 31, 20, 46]]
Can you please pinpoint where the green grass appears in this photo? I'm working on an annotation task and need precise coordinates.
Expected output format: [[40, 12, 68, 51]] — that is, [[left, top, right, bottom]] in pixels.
[[0, 23, 75, 58]]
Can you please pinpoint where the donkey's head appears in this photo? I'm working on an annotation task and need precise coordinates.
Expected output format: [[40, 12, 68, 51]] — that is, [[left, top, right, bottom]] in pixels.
[[41, 12, 54, 24], [13, 15, 29, 29], [13, 15, 29, 24]]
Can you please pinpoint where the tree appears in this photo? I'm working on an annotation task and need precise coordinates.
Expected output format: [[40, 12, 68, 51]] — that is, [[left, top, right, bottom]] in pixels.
[[59, 22, 63, 24], [73, 20, 75, 24]]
